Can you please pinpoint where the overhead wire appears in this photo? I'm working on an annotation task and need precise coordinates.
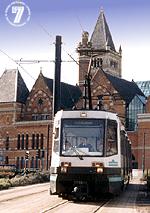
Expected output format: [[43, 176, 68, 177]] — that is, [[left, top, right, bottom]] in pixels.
[[0, 21, 92, 108], [62, 43, 86, 73], [38, 23, 54, 40], [37, 23, 81, 106], [0, 48, 35, 80], [76, 15, 84, 33], [36, 21, 119, 108]]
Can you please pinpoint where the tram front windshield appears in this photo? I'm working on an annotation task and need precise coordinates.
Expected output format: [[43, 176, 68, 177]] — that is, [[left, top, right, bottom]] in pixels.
[[61, 119, 104, 156]]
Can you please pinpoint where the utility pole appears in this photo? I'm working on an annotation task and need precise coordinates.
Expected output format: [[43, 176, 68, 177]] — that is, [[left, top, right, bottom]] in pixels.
[[83, 56, 93, 110], [53, 35, 62, 117]]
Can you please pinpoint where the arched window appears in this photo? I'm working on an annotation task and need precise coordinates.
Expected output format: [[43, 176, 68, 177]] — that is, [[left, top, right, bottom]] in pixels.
[[32, 134, 35, 149], [16, 157, 20, 170], [31, 157, 34, 169], [36, 134, 39, 149], [40, 134, 44, 149], [17, 134, 20, 149], [91, 57, 102, 68], [5, 156, 9, 164], [21, 135, 24, 150], [35, 156, 38, 169], [26, 134, 29, 150], [21, 157, 24, 169], [5, 136, 9, 150]]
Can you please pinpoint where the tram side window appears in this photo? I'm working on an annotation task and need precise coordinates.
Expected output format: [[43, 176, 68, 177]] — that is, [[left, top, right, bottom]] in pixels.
[[120, 130, 126, 155], [53, 127, 59, 152], [106, 120, 117, 156]]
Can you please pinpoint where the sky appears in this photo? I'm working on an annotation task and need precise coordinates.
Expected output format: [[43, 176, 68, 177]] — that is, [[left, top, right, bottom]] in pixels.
[[0, 0, 150, 90]]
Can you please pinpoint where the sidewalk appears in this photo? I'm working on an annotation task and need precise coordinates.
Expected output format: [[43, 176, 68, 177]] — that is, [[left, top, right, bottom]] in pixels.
[[136, 179, 150, 213], [98, 177, 150, 213]]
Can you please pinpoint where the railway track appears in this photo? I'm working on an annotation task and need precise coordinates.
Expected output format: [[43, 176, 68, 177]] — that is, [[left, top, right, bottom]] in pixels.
[[41, 198, 111, 213], [0, 183, 112, 213], [41, 200, 69, 212]]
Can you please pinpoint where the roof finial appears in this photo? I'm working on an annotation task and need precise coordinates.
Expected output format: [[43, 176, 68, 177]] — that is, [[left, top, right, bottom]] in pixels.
[[40, 67, 42, 74], [119, 45, 122, 55], [100, 6, 104, 13]]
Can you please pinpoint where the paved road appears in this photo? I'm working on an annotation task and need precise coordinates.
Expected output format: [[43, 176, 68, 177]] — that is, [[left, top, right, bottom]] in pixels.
[[0, 178, 150, 213], [0, 183, 63, 213], [96, 178, 150, 213]]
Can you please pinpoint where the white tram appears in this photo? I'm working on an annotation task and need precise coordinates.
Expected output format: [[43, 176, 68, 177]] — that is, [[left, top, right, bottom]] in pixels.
[[50, 110, 132, 200]]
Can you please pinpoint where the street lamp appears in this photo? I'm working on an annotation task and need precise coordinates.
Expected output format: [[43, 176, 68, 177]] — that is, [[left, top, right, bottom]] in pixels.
[[24, 151, 29, 174]]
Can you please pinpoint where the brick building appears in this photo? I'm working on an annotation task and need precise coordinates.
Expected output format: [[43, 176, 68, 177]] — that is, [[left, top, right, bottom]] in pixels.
[[76, 9, 148, 172], [0, 9, 150, 172], [77, 9, 146, 126], [127, 96, 150, 171], [0, 69, 81, 171]]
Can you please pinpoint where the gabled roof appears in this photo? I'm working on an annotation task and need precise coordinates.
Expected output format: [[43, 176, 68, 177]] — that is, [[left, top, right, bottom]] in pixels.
[[44, 77, 82, 109], [90, 9, 116, 51], [0, 69, 29, 103], [104, 72, 145, 104]]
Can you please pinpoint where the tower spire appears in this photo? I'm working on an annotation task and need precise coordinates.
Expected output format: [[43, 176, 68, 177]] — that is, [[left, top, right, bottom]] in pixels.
[[90, 10, 116, 51], [77, 9, 122, 80]]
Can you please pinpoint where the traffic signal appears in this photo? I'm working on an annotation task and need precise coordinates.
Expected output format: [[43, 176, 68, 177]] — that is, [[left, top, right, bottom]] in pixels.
[[25, 151, 29, 159]]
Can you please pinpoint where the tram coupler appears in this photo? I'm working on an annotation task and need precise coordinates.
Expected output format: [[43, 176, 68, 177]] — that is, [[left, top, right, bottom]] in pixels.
[[71, 182, 89, 201]]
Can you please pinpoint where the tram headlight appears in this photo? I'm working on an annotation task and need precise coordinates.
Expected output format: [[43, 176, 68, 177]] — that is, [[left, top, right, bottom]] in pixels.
[[60, 162, 71, 173], [92, 162, 104, 173], [96, 167, 103, 173], [61, 167, 67, 173]]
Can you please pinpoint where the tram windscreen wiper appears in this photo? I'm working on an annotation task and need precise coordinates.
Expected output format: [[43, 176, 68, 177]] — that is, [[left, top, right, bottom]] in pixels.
[[65, 140, 84, 160], [67, 143, 83, 160], [72, 147, 84, 160]]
